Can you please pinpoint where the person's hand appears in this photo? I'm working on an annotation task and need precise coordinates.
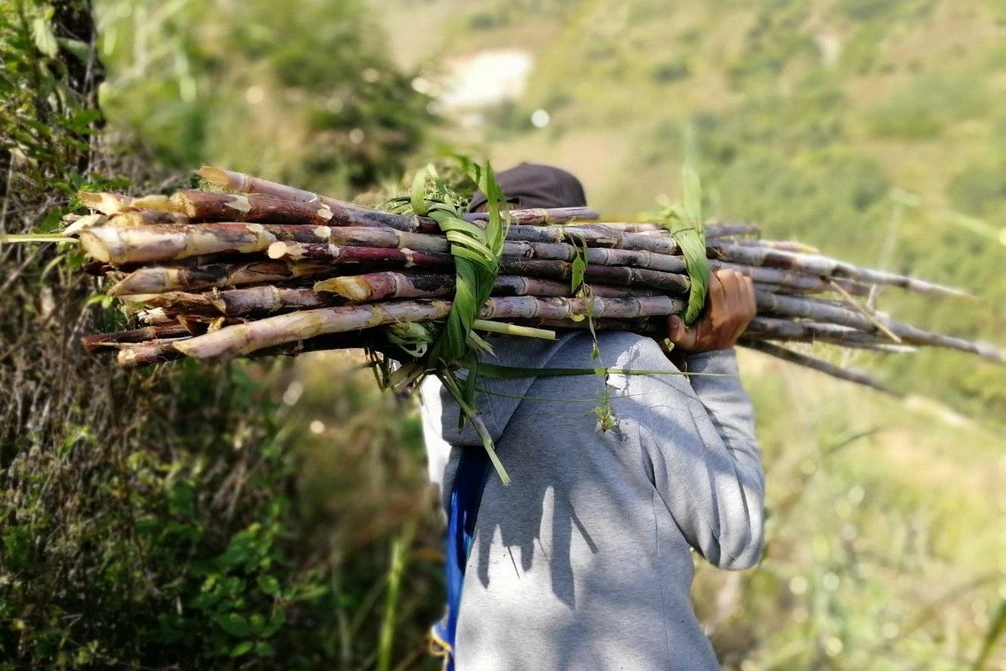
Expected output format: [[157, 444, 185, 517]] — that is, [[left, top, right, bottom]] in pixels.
[[666, 269, 757, 354]]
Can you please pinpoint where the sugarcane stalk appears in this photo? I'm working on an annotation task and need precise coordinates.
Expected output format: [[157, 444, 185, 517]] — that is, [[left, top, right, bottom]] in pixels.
[[268, 242, 454, 268], [466, 207, 599, 224], [505, 240, 688, 273], [828, 279, 902, 342], [200, 165, 599, 226], [125, 286, 343, 316], [504, 224, 679, 255], [755, 292, 1004, 361], [174, 190, 345, 227], [199, 166, 350, 207], [172, 300, 453, 359], [80, 223, 346, 265], [78, 192, 182, 216], [744, 317, 913, 349], [117, 341, 190, 367], [63, 213, 109, 236], [165, 295, 686, 361], [740, 338, 902, 396], [314, 271, 658, 303], [712, 243, 973, 300], [499, 258, 691, 293], [81, 324, 193, 351], [735, 239, 819, 254], [711, 260, 870, 296], [118, 329, 391, 369], [704, 223, 762, 238], [107, 261, 334, 296], [549, 221, 761, 238]]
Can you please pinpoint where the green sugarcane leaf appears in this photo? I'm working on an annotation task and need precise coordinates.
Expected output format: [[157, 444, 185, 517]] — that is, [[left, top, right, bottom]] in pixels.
[[660, 164, 709, 325], [433, 215, 485, 237], [463, 355, 479, 413], [410, 167, 429, 216], [388, 156, 513, 481], [682, 163, 702, 223], [570, 236, 588, 293], [973, 600, 1006, 670], [676, 228, 709, 324], [448, 245, 491, 266], [438, 370, 510, 485]]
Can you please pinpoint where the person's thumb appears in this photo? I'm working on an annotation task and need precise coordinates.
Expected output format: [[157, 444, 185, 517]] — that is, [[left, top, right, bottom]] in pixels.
[[668, 315, 694, 349]]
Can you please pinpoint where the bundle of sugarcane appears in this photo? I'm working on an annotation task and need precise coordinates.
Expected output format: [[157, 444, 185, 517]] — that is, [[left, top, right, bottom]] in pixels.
[[54, 165, 1001, 399]]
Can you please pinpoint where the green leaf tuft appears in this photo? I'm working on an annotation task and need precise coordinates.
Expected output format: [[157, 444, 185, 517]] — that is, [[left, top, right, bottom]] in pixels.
[[658, 164, 710, 325]]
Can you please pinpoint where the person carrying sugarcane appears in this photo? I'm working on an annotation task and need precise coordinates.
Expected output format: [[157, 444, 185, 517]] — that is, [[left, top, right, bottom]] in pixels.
[[422, 163, 763, 670]]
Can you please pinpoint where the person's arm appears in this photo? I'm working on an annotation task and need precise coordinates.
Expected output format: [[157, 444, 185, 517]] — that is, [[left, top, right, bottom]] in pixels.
[[632, 270, 764, 569]]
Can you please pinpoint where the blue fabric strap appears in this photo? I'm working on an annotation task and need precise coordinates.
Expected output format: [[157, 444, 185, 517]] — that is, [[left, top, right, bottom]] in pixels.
[[430, 447, 492, 670]]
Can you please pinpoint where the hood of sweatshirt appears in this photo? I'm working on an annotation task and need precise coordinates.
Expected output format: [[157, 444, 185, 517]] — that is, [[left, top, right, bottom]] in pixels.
[[419, 332, 588, 505]]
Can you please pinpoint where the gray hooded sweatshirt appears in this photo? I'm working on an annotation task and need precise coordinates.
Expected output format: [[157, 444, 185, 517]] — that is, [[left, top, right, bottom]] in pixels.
[[421, 330, 764, 670]]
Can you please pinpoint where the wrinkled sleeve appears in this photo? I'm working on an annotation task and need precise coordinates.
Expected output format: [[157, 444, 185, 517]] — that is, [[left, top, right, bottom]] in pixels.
[[614, 342, 764, 570]]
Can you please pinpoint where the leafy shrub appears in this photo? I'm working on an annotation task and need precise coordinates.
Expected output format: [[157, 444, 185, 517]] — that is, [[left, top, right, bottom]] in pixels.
[[946, 160, 1006, 219], [650, 56, 691, 83], [837, 0, 937, 22], [726, 0, 818, 89]]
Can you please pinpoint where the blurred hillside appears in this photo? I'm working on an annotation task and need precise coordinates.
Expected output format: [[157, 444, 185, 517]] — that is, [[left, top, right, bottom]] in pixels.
[[380, 0, 1006, 424]]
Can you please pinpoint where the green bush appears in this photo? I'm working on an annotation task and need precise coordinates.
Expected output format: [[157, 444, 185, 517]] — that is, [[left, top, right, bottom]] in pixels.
[[650, 56, 691, 83], [946, 160, 1006, 219]]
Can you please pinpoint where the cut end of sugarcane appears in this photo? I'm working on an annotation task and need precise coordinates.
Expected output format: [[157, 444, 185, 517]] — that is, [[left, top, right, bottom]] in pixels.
[[115, 293, 161, 304], [78, 230, 111, 263], [170, 191, 198, 217], [130, 194, 179, 213], [314, 276, 368, 301], [198, 166, 233, 188], [267, 241, 290, 260], [108, 268, 168, 297], [974, 343, 1006, 364], [78, 191, 125, 215], [63, 213, 107, 236]]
